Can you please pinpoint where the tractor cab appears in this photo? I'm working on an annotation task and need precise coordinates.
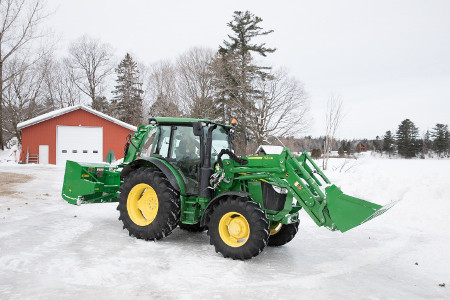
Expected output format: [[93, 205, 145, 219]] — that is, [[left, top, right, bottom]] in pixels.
[[139, 118, 233, 195]]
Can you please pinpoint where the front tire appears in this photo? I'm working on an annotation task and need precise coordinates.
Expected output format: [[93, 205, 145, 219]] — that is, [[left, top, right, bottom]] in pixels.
[[267, 220, 300, 246], [207, 196, 269, 260], [117, 167, 180, 240]]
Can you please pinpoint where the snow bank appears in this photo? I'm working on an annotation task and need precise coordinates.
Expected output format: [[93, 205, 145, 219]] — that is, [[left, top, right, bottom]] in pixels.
[[0, 145, 20, 163], [0, 157, 449, 299]]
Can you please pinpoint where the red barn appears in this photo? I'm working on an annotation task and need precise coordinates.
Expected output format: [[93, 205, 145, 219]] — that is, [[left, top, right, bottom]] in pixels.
[[17, 105, 137, 165]]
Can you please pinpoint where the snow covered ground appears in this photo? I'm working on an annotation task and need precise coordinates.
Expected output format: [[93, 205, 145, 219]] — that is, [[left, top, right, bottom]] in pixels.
[[0, 155, 449, 299]]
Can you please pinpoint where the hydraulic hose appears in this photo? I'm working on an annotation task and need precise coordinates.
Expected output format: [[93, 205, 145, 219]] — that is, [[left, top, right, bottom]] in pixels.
[[217, 149, 248, 169]]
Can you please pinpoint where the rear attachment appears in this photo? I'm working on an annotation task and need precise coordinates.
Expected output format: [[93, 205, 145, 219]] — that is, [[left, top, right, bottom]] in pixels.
[[61, 160, 121, 205]]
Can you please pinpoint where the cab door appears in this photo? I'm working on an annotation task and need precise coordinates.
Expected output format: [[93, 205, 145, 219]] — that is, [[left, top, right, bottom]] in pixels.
[[168, 126, 201, 195]]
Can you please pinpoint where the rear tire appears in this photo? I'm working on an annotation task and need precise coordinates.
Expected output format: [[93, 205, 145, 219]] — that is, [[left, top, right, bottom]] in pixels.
[[267, 220, 300, 247], [117, 167, 180, 240], [207, 196, 269, 260]]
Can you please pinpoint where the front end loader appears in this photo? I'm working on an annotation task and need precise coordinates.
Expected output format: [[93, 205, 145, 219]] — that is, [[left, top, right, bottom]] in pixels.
[[61, 117, 396, 260]]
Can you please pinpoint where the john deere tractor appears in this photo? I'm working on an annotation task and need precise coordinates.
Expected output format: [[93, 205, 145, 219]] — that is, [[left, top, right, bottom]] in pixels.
[[62, 117, 395, 260]]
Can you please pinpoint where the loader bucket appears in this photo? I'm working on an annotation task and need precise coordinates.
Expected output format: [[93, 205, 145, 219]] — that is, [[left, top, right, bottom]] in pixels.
[[325, 185, 395, 232], [61, 160, 120, 205]]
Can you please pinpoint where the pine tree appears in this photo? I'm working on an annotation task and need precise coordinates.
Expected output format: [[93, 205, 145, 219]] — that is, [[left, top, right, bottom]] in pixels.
[[421, 130, 432, 157], [374, 136, 381, 152], [92, 96, 109, 113], [346, 141, 352, 155], [382, 130, 395, 157], [111, 53, 144, 126], [311, 148, 321, 159], [215, 11, 275, 155], [338, 146, 345, 157], [396, 119, 420, 158], [431, 123, 449, 157]]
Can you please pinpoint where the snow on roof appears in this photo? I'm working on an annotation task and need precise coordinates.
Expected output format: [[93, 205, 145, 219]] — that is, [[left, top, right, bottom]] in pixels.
[[256, 145, 284, 155], [17, 105, 137, 131]]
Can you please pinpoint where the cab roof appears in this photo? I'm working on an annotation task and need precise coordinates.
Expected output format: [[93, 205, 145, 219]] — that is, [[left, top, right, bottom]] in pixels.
[[148, 117, 232, 129]]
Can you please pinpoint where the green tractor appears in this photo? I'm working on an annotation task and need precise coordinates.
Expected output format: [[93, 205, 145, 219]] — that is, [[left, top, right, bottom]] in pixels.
[[62, 117, 395, 260]]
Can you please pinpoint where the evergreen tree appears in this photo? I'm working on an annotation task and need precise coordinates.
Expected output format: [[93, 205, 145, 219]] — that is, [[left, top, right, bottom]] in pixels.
[[374, 136, 381, 152], [396, 119, 420, 158], [446, 131, 450, 156], [346, 141, 352, 155], [215, 11, 275, 155], [91, 96, 109, 113], [382, 130, 395, 157], [422, 130, 432, 157], [111, 53, 144, 126], [341, 140, 347, 153], [431, 123, 449, 157], [311, 148, 321, 159]]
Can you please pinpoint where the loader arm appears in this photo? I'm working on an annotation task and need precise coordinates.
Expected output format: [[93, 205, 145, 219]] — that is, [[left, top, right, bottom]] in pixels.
[[216, 148, 394, 232], [123, 125, 157, 163]]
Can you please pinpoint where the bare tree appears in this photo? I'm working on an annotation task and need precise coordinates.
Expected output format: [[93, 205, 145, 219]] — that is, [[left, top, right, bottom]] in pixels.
[[176, 47, 215, 119], [146, 61, 182, 117], [253, 68, 310, 146], [322, 96, 344, 170], [66, 35, 114, 112], [3, 57, 48, 143], [0, 0, 50, 149], [42, 57, 82, 110]]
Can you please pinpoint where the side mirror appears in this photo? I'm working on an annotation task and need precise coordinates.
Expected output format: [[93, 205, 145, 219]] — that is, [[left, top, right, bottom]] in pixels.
[[193, 122, 203, 136]]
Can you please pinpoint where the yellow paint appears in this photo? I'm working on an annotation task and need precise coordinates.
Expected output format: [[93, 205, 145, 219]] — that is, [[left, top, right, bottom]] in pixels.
[[218, 212, 250, 247], [263, 157, 274, 160], [127, 183, 159, 226], [270, 222, 282, 235], [81, 174, 89, 178], [247, 157, 263, 160]]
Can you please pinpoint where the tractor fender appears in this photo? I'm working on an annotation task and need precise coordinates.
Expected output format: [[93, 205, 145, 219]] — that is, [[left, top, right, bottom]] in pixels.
[[121, 158, 184, 194], [200, 191, 251, 227]]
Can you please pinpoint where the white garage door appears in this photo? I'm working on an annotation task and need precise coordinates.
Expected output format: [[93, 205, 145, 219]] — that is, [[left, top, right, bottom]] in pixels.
[[56, 126, 103, 165]]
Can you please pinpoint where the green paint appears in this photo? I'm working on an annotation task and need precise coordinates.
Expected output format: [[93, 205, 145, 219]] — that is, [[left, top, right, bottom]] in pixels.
[[105, 150, 115, 163], [61, 117, 394, 233]]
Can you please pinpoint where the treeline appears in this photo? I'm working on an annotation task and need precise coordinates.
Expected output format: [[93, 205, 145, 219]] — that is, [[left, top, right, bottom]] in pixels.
[[272, 118, 450, 159], [269, 135, 375, 158], [378, 119, 449, 158], [0, 2, 309, 155]]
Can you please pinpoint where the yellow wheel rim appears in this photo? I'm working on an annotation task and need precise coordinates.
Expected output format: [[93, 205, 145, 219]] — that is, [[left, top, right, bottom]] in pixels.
[[270, 222, 282, 235], [127, 183, 159, 226], [218, 212, 250, 248]]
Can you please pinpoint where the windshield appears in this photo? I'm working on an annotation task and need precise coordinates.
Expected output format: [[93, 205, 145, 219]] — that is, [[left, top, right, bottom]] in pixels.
[[208, 126, 231, 164]]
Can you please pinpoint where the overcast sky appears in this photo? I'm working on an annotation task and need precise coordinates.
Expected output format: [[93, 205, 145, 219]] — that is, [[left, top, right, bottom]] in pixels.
[[46, 0, 450, 139]]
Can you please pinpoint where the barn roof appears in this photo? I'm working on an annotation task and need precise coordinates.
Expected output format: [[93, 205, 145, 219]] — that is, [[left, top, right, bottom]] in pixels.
[[17, 105, 137, 131]]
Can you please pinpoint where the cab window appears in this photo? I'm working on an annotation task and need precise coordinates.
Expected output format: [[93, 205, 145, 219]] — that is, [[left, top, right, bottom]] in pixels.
[[140, 128, 157, 157], [169, 126, 201, 194], [209, 126, 231, 165], [154, 126, 171, 157]]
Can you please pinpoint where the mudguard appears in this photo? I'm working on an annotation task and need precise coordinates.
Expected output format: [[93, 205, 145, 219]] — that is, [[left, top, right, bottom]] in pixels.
[[121, 157, 185, 195], [200, 191, 251, 227]]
